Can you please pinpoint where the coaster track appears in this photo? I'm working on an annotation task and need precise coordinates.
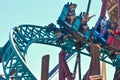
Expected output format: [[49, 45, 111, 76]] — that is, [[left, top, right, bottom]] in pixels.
[[1, 0, 120, 79], [0, 24, 120, 79]]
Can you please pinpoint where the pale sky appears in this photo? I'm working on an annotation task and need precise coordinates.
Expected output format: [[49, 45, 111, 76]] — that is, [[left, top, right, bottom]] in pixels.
[[0, 0, 115, 80]]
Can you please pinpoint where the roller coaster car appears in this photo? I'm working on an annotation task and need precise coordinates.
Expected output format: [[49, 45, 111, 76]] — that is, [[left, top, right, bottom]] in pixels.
[[0, 76, 5, 80], [62, 14, 91, 42], [93, 17, 107, 44], [57, 4, 91, 42], [94, 17, 120, 51], [62, 16, 85, 42], [47, 23, 58, 32], [72, 15, 91, 39]]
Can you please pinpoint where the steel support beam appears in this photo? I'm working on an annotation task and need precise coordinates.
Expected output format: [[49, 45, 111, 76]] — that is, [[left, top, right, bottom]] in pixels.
[[73, 52, 81, 80], [100, 0, 108, 17], [41, 55, 50, 80], [83, 44, 101, 80], [102, 62, 106, 80], [59, 50, 73, 80], [78, 53, 81, 80], [86, 0, 91, 14], [89, 44, 100, 76]]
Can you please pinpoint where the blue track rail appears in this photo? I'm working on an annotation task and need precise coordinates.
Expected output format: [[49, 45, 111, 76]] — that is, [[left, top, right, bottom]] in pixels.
[[0, 24, 120, 79]]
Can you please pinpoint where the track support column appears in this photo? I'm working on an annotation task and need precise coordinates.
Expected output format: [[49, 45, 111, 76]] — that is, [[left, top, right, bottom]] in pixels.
[[73, 52, 81, 80], [41, 55, 50, 80], [102, 62, 106, 80], [59, 50, 73, 80], [100, 0, 108, 17], [89, 44, 102, 80]]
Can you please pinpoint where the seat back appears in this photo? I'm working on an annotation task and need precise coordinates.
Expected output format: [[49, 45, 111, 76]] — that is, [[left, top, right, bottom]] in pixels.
[[58, 5, 69, 21], [72, 16, 82, 32]]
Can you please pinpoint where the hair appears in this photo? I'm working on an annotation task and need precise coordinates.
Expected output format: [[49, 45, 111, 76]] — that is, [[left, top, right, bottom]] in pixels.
[[83, 12, 88, 15]]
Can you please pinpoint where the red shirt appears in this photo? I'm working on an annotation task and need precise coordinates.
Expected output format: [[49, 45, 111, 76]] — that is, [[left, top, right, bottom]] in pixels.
[[114, 29, 119, 35]]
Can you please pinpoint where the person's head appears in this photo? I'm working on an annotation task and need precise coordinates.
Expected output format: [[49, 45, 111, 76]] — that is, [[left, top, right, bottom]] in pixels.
[[69, 3, 77, 9], [103, 16, 106, 20], [111, 23, 115, 29], [83, 12, 88, 18], [72, 4, 77, 8]]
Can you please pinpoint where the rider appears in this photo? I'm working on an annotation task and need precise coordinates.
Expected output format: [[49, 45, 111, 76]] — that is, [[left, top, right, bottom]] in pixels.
[[66, 3, 77, 24], [100, 16, 107, 32], [114, 27, 120, 37], [80, 12, 95, 33], [107, 21, 116, 36], [47, 23, 58, 32]]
